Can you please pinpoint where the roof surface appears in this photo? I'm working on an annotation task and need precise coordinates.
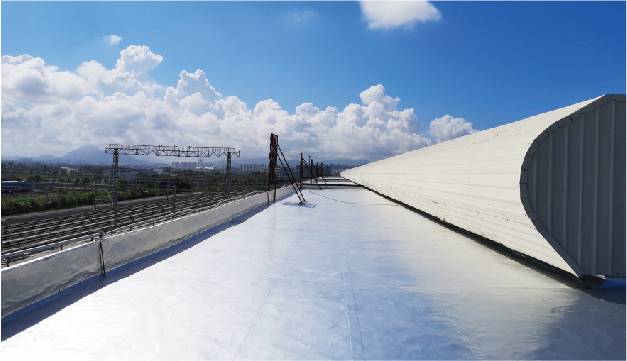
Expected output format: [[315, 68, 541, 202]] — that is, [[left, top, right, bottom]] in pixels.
[[2, 188, 624, 359]]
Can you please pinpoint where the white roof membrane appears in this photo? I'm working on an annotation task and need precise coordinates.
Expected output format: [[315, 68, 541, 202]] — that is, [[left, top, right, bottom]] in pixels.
[[2, 189, 624, 359]]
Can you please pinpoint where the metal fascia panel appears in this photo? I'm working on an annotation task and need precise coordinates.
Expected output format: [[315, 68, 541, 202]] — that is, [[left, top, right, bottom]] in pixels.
[[343, 95, 625, 276]]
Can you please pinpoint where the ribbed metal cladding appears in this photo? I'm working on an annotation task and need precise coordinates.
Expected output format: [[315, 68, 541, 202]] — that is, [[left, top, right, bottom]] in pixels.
[[344, 95, 625, 277], [520, 95, 625, 276]]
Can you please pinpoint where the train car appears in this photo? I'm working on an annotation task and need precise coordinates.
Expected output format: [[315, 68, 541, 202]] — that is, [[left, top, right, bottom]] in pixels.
[[1, 181, 34, 194]]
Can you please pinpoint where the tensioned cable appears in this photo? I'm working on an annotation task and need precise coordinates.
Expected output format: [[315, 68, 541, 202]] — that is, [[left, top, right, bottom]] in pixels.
[[276, 145, 306, 203], [305, 190, 399, 206]]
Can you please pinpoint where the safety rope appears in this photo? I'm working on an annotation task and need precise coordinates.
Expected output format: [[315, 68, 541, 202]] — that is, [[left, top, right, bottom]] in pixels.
[[277, 144, 307, 203]]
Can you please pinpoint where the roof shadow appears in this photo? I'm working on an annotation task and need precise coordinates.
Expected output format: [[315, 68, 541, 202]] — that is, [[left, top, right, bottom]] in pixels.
[[361, 186, 625, 304]]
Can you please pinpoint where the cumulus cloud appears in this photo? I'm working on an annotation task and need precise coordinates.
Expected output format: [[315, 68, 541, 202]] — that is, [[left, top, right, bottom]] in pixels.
[[1, 44, 474, 159], [103, 34, 123, 46], [360, 1, 441, 30], [428, 115, 475, 143], [115, 45, 163, 74], [2, 55, 92, 104]]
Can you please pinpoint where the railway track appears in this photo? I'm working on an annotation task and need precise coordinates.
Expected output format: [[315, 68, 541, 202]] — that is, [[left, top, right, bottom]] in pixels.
[[1, 189, 261, 266]]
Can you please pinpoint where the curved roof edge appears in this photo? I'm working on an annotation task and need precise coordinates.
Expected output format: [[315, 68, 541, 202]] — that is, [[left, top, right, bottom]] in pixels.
[[520, 94, 626, 277]]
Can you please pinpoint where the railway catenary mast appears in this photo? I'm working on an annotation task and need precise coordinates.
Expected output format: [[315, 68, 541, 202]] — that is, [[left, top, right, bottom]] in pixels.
[[105, 144, 240, 229]]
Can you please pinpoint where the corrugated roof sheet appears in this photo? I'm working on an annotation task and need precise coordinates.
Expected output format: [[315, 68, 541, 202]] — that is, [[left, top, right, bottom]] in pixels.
[[343, 95, 626, 277]]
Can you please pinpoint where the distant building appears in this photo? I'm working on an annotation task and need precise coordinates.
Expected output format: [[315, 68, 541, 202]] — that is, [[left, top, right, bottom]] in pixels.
[[239, 164, 266, 173], [172, 159, 214, 171], [171, 161, 197, 169], [196, 166, 215, 171], [1, 181, 34, 194]]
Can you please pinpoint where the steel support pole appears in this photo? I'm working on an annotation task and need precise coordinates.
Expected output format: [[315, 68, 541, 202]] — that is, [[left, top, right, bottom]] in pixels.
[[92, 181, 97, 222], [112, 149, 119, 229], [206, 166, 211, 193], [273, 138, 277, 202], [225, 151, 232, 196], [172, 183, 177, 214], [300, 152, 304, 187], [267, 134, 278, 203]]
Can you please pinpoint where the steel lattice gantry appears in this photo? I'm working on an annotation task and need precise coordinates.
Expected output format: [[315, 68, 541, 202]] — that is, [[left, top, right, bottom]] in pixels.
[[104, 144, 240, 229], [105, 144, 240, 158]]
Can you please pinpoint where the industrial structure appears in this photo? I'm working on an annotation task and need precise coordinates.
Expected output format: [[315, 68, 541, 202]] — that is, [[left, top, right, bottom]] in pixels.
[[266, 133, 306, 204], [105, 144, 240, 228], [1, 141, 330, 266], [343, 94, 625, 277]]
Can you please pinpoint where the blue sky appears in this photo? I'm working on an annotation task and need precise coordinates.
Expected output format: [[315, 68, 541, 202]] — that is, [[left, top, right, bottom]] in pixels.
[[1, 1, 625, 159]]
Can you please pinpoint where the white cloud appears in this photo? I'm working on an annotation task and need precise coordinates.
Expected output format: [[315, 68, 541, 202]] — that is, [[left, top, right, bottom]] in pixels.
[[165, 69, 222, 103], [1, 45, 474, 160], [103, 34, 123, 46], [115, 45, 163, 74], [360, 1, 441, 30], [286, 9, 317, 24], [2, 55, 93, 105], [428, 114, 475, 143], [359, 84, 400, 110]]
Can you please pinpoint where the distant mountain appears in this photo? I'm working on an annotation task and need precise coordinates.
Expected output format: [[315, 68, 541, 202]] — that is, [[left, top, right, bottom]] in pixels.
[[2, 146, 368, 168], [37, 154, 59, 162], [321, 158, 369, 167], [3, 145, 166, 166], [64, 145, 170, 166], [222, 156, 368, 168], [57, 145, 112, 165]]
